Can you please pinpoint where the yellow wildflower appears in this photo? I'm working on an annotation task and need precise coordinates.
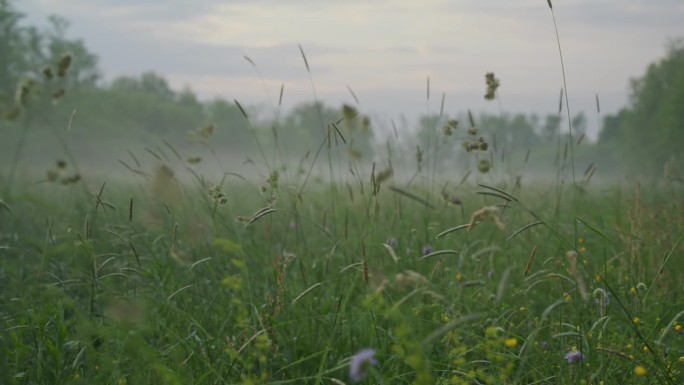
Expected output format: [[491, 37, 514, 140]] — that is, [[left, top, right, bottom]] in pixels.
[[634, 365, 647, 376], [504, 338, 518, 348]]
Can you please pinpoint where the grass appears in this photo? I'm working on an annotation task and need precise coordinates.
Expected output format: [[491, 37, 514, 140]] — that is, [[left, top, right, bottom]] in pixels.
[[2, 4, 684, 384], [2, 153, 683, 385]]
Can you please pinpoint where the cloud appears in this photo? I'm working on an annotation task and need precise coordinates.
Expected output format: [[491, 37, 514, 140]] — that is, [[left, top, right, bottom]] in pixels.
[[15, 0, 683, 129]]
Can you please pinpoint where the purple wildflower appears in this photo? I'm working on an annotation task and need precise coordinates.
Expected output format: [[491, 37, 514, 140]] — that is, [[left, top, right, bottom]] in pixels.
[[564, 350, 586, 363], [422, 245, 433, 256], [349, 348, 378, 382], [594, 292, 611, 306], [487, 269, 495, 279]]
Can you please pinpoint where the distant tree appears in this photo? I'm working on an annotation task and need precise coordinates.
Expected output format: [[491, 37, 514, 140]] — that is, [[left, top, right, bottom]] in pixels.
[[42, 16, 99, 87], [0, 2, 99, 120], [541, 115, 561, 143], [599, 109, 626, 143], [279, 101, 339, 155], [0, 0, 28, 92], [598, 39, 684, 174], [570, 112, 587, 139], [205, 98, 252, 149]]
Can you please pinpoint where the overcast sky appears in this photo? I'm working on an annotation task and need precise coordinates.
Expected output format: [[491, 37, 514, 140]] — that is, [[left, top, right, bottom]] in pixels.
[[18, 0, 684, 138]]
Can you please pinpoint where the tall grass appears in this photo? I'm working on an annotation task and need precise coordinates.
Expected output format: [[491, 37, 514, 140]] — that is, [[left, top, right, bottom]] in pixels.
[[2, 3, 684, 385]]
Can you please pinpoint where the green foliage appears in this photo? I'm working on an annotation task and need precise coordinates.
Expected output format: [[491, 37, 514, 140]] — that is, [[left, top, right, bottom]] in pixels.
[[599, 39, 684, 175], [2, 174, 684, 384]]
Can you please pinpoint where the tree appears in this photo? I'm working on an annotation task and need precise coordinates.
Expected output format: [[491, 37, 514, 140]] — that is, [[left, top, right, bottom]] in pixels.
[[278, 101, 338, 155], [1, 3, 100, 121], [0, 0, 26, 92], [570, 112, 587, 139], [541, 115, 561, 143], [598, 39, 684, 174]]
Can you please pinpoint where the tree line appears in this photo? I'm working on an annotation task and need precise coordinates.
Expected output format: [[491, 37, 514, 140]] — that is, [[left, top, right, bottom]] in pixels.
[[1, 0, 682, 179]]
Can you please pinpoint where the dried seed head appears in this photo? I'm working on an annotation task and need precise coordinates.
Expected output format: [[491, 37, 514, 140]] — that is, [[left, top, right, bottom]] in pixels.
[[441, 191, 462, 206], [478, 137, 489, 151], [348, 148, 362, 160], [266, 170, 279, 189], [43, 67, 54, 79], [208, 185, 227, 205], [57, 54, 72, 77], [484, 72, 500, 100], [15, 78, 34, 106], [342, 104, 358, 121], [198, 123, 215, 138], [478, 159, 492, 173], [360, 115, 371, 131], [467, 206, 505, 232], [375, 167, 393, 185], [52, 89, 66, 103], [442, 119, 458, 136]]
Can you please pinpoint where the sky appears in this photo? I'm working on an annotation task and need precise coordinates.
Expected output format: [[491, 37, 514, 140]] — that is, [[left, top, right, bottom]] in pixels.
[[17, 0, 684, 139]]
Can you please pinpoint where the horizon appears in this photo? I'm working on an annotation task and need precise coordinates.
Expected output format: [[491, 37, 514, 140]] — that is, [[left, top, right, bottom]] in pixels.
[[17, 0, 684, 140]]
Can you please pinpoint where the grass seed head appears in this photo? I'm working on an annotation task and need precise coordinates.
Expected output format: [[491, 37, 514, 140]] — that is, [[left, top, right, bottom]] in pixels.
[[484, 72, 500, 100], [57, 53, 72, 77], [478, 159, 492, 173]]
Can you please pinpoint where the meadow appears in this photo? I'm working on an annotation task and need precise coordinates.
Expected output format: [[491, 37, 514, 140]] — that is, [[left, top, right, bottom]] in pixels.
[[1, 125, 684, 385], [2, 3, 684, 384]]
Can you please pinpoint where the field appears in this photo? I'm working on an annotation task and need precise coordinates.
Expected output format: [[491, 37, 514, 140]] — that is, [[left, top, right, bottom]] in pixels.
[[1, 5, 684, 382], [1, 150, 684, 385]]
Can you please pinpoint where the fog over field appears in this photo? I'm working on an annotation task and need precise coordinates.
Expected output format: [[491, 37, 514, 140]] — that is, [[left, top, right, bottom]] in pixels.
[[2, 1, 683, 184], [3, 2, 684, 384]]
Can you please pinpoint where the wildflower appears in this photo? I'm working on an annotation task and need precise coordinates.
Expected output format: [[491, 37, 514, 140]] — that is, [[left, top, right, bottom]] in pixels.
[[487, 269, 495, 279], [485, 326, 499, 337], [633, 317, 641, 325], [386, 237, 398, 250], [593, 290, 611, 306], [422, 245, 433, 256], [674, 323, 682, 332], [564, 350, 586, 363], [540, 341, 550, 351], [634, 365, 647, 376], [504, 338, 518, 348], [349, 348, 378, 382], [679, 356, 684, 364]]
